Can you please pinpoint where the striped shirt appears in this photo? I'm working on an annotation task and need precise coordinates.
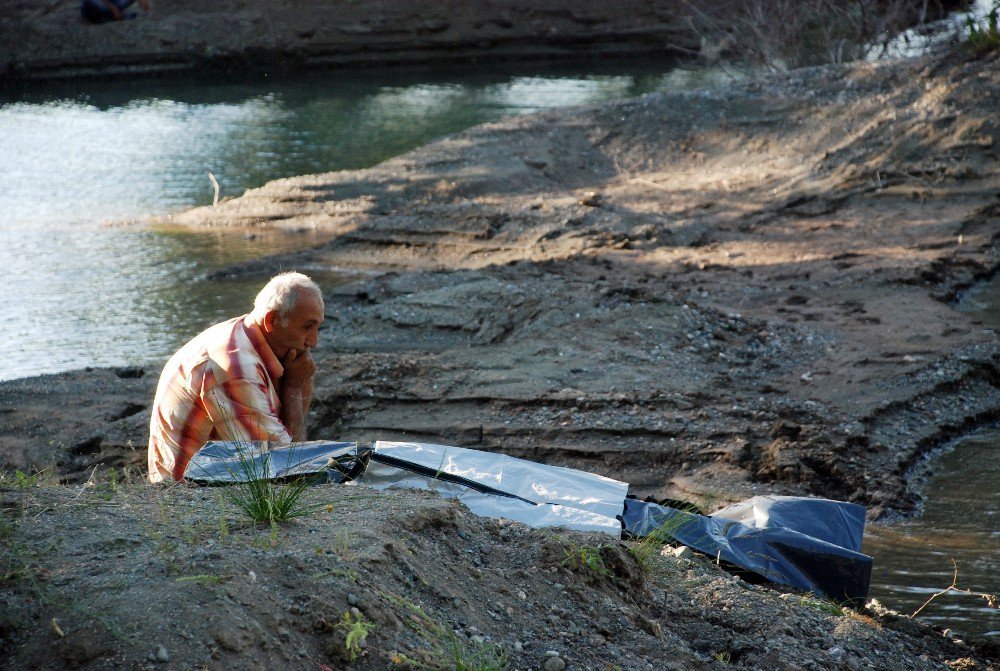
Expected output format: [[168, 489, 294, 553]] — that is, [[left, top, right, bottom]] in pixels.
[[148, 315, 291, 482]]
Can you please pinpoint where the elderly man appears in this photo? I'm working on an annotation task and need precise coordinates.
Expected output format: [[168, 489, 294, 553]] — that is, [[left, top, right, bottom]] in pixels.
[[148, 272, 324, 483]]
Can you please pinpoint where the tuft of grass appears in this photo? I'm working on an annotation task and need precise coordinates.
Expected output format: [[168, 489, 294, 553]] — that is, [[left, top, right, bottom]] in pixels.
[[712, 651, 732, 664], [627, 508, 698, 572], [175, 574, 227, 587], [219, 445, 318, 525], [967, 4, 1000, 54], [563, 543, 612, 578], [797, 596, 845, 617], [0, 469, 43, 491], [382, 591, 508, 671], [337, 610, 374, 663]]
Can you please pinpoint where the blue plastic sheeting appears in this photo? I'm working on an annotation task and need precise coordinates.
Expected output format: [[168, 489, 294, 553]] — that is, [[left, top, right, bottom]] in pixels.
[[621, 496, 872, 604], [183, 440, 356, 483], [712, 495, 866, 553]]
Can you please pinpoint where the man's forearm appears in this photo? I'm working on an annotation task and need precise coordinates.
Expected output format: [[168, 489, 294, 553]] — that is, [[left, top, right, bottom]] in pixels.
[[280, 381, 313, 442]]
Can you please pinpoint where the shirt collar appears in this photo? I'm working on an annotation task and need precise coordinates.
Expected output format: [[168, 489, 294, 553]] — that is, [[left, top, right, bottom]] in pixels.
[[242, 315, 284, 381]]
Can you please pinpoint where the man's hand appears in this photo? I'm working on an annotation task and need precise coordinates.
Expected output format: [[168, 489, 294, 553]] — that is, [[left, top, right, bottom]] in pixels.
[[280, 348, 315, 442], [282, 347, 316, 390]]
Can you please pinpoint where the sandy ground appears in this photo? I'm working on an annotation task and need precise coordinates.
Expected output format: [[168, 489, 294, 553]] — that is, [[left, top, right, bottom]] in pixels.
[[0, 37, 998, 671]]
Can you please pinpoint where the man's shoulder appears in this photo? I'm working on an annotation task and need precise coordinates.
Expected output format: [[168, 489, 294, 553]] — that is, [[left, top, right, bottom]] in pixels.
[[159, 316, 246, 382]]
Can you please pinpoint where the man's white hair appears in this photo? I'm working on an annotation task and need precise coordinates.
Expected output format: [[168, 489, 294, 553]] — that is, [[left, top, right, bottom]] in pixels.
[[252, 272, 322, 325]]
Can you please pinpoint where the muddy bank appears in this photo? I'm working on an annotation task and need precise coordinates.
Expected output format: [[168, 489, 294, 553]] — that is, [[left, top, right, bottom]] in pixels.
[[3, 46, 997, 521], [2, 482, 997, 671], [1, 0, 698, 82]]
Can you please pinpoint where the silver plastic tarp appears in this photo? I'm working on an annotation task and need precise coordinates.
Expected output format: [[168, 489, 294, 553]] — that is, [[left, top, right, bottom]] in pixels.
[[357, 441, 628, 536], [183, 440, 357, 483]]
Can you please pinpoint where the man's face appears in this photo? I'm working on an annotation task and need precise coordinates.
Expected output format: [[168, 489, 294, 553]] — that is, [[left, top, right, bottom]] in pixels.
[[266, 291, 324, 359]]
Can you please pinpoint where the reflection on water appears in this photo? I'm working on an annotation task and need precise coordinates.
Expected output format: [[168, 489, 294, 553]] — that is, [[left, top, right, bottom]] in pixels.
[[864, 432, 1000, 639], [864, 273, 1000, 640], [0, 59, 735, 381]]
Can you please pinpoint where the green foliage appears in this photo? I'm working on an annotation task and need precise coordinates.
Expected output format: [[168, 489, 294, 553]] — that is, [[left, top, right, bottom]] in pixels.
[[218, 446, 318, 525], [337, 610, 374, 663], [797, 595, 845, 617], [175, 574, 227, 587], [712, 650, 732, 664], [563, 543, 612, 577], [0, 505, 15, 539], [966, 3, 1000, 54], [0, 469, 42, 491], [628, 509, 698, 572], [383, 592, 508, 671]]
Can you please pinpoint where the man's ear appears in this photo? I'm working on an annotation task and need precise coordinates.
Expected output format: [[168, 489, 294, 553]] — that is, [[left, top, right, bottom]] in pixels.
[[262, 309, 278, 333]]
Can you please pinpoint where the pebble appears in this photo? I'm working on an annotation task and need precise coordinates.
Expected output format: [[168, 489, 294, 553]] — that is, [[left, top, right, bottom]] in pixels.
[[544, 656, 567, 671], [347, 593, 359, 606], [155, 646, 169, 663], [668, 545, 693, 560]]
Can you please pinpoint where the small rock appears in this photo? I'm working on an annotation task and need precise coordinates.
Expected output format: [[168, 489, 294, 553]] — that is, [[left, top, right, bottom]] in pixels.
[[514, 641, 524, 652], [544, 656, 567, 671], [347, 593, 359, 606], [155, 646, 169, 663], [668, 545, 694, 560], [545, 650, 561, 657]]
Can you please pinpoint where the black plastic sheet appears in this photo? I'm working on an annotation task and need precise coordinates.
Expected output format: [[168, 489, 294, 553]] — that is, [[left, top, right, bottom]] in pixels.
[[621, 495, 872, 604]]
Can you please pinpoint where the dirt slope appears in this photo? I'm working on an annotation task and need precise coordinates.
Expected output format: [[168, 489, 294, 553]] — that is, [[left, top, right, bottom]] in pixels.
[[2, 481, 997, 671]]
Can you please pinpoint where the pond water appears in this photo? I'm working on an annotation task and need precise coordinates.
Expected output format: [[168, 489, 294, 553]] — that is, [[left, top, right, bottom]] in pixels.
[[0, 59, 735, 382], [864, 275, 1000, 640]]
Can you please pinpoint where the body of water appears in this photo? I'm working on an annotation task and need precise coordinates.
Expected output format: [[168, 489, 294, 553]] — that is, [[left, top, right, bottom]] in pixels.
[[864, 275, 1000, 640], [0, 59, 735, 381]]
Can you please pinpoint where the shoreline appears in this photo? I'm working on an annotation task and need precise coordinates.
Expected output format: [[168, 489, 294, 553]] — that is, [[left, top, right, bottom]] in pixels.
[[1, 0, 699, 83]]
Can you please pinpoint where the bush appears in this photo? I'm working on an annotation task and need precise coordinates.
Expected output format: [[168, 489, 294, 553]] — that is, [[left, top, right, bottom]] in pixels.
[[680, 0, 959, 69], [966, 3, 1000, 54]]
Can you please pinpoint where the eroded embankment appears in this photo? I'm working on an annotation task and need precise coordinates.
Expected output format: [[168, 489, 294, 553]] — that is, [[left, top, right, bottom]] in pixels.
[[1, 48, 999, 522], [1, 0, 697, 81], [2, 482, 998, 671]]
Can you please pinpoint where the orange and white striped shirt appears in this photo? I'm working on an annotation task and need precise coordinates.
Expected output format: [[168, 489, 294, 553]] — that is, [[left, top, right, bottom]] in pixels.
[[148, 315, 291, 483]]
